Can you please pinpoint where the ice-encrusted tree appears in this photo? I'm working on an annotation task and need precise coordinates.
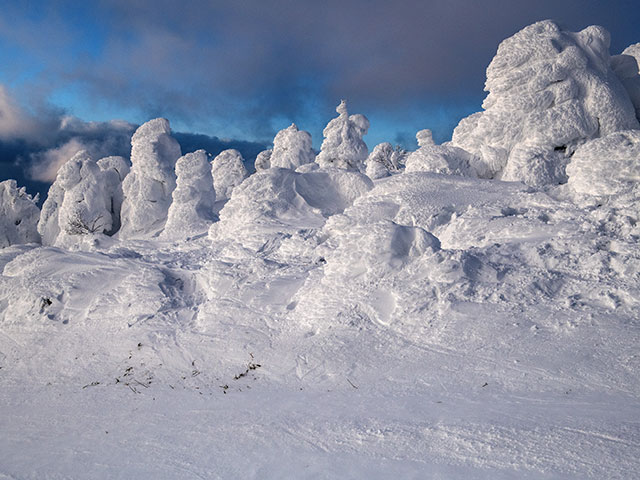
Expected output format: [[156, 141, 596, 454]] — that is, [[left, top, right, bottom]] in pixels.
[[365, 142, 406, 179], [211, 149, 248, 201], [0, 180, 40, 248], [269, 123, 315, 169], [97, 156, 130, 236], [163, 150, 216, 238], [254, 149, 272, 171], [119, 118, 181, 238], [612, 43, 640, 122], [315, 100, 369, 171], [451, 20, 639, 187], [38, 150, 113, 246], [404, 129, 478, 177]]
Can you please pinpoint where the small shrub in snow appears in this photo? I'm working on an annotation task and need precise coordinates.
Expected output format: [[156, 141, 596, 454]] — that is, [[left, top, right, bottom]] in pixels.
[[254, 149, 272, 171], [365, 142, 405, 179]]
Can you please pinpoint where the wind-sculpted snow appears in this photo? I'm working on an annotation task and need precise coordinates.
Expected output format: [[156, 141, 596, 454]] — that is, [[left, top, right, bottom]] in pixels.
[[211, 149, 248, 201], [119, 118, 181, 239], [405, 129, 478, 177], [37, 150, 113, 247], [452, 20, 639, 186], [567, 130, 640, 197], [0, 180, 40, 248], [316, 100, 369, 171], [163, 150, 216, 240], [268, 123, 315, 169]]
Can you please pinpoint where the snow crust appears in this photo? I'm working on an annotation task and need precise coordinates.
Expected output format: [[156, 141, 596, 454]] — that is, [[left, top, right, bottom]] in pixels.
[[211, 149, 248, 201], [452, 20, 639, 186], [0, 180, 40, 248], [163, 150, 216, 239], [316, 100, 370, 171], [119, 118, 181, 239]]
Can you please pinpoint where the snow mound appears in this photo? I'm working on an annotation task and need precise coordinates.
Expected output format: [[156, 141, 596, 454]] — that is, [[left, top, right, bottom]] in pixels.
[[119, 118, 182, 239], [209, 166, 373, 255], [211, 149, 248, 201], [567, 130, 640, 197], [254, 149, 272, 171], [365, 142, 404, 179], [97, 156, 130, 235], [405, 129, 478, 177], [269, 124, 315, 169], [612, 43, 640, 122], [37, 150, 113, 247], [315, 100, 369, 171], [163, 150, 216, 239], [452, 20, 639, 186], [0, 180, 40, 248]]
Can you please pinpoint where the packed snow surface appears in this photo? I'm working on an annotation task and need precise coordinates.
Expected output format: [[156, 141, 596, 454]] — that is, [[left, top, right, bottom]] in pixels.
[[2, 19, 640, 480]]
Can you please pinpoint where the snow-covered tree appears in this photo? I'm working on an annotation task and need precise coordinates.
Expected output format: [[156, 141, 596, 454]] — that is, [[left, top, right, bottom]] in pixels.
[[612, 43, 640, 122], [97, 156, 130, 236], [163, 150, 216, 239], [404, 130, 477, 177], [452, 21, 639, 187], [119, 118, 181, 238], [0, 180, 40, 248], [211, 149, 248, 201], [269, 123, 315, 169], [315, 100, 369, 171], [254, 149, 272, 171], [38, 150, 112, 246], [365, 142, 405, 179]]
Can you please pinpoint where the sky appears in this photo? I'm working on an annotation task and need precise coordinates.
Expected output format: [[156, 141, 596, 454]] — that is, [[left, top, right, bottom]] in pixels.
[[1, 0, 639, 198]]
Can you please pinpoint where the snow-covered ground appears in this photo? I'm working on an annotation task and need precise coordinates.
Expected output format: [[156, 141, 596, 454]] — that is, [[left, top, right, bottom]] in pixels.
[[1, 20, 640, 479]]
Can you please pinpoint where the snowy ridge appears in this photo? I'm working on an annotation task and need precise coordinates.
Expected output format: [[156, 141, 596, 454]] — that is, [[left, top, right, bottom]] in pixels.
[[1, 20, 640, 479]]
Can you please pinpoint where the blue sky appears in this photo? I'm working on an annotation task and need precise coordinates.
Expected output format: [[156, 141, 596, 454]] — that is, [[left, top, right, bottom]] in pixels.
[[1, 0, 639, 196]]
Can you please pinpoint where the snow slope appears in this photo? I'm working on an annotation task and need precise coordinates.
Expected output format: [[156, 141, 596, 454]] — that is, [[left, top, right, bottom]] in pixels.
[[1, 20, 640, 480]]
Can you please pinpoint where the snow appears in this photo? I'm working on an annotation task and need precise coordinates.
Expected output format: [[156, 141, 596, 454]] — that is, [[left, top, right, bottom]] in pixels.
[[0, 179, 40, 248], [1, 19, 640, 480], [119, 118, 182, 239], [452, 20, 639, 186], [254, 148, 273, 171], [163, 150, 216, 240], [612, 43, 640, 122], [211, 148, 248, 201], [316, 100, 370, 171], [97, 155, 130, 235]]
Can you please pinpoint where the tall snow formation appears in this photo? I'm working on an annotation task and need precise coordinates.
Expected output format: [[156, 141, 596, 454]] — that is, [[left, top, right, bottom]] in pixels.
[[567, 130, 640, 197], [405, 129, 478, 177], [0, 180, 40, 248], [119, 118, 181, 239], [365, 142, 404, 179], [315, 100, 369, 171], [211, 149, 248, 201], [97, 156, 130, 236], [254, 149, 272, 171], [163, 150, 216, 239], [612, 43, 640, 122], [37, 150, 112, 246], [269, 124, 315, 169], [452, 20, 640, 187]]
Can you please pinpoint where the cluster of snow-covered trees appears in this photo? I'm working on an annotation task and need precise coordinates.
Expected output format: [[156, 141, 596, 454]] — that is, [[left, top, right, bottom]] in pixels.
[[1, 20, 639, 249]]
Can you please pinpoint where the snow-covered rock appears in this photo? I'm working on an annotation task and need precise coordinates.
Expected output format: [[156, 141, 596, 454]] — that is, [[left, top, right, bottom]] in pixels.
[[567, 130, 640, 197], [452, 20, 640, 186], [405, 129, 478, 177], [612, 43, 640, 122], [269, 124, 315, 169], [119, 118, 181, 239], [38, 150, 113, 246], [315, 100, 369, 171], [97, 156, 130, 236], [211, 149, 248, 201], [365, 142, 404, 179], [163, 150, 216, 239], [254, 149, 272, 171], [0, 180, 40, 248]]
